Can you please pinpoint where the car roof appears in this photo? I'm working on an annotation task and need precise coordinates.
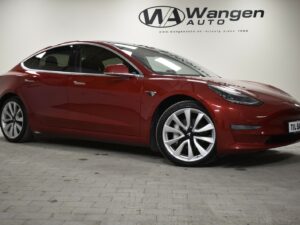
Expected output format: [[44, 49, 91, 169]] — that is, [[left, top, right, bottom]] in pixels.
[[55, 40, 155, 50]]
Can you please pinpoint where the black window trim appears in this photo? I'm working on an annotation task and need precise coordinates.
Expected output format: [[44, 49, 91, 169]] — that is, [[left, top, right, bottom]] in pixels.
[[21, 42, 144, 77]]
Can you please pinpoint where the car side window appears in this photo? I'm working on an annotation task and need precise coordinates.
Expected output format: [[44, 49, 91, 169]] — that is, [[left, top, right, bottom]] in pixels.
[[23, 45, 76, 72], [79, 45, 139, 74]]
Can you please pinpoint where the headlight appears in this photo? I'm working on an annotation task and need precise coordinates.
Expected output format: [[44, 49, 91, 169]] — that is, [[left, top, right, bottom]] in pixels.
[[209, 85, 262, 106]]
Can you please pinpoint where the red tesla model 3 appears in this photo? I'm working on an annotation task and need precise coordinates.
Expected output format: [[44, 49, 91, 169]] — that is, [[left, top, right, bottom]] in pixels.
[[0, 41, 300, 166]]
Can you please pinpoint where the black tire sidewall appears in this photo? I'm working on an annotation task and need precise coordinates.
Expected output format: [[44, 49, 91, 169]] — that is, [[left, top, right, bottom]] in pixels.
[[156, 100, 217, 166], [0, 97, 29, 143]]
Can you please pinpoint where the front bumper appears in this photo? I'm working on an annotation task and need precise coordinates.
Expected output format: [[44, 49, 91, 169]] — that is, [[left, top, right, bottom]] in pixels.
[[212, 100, 300, 154]]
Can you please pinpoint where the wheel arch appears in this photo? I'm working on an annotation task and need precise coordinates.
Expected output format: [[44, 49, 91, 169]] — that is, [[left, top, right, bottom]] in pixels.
[[0, 92, 31, 119], [0, 92, 20, 109], [150, 94, 206, 151]]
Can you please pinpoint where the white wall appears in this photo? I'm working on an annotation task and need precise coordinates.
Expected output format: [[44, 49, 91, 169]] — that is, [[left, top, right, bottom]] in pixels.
[[0, 0, 299, 100]]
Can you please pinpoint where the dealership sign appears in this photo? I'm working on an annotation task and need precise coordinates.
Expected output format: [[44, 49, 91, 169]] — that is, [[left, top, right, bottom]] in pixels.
[[139, 6, 265, 28]]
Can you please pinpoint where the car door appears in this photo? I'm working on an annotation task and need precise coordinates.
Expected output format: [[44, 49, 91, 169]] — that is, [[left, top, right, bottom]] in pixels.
[[67, 44, 142, 136], [21, 45, 76, 129]]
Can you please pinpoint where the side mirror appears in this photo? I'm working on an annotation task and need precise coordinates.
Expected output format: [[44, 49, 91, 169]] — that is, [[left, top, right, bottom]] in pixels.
[[104, 64, 129, 74], [104, 64, 137, 79]]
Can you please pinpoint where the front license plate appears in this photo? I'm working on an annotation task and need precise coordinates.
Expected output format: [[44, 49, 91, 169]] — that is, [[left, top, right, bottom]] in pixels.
[[288, 121, 300, 133]]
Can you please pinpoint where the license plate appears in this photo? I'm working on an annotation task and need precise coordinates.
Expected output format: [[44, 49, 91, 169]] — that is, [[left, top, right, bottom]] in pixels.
[[288, 121, 300, 133]]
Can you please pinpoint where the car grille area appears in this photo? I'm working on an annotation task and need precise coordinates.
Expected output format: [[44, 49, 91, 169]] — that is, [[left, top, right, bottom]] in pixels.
[[266, 133, 300, 145]]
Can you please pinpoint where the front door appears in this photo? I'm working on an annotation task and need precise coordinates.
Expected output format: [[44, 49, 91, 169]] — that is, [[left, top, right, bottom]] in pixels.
[[67, 44, 142, 136]]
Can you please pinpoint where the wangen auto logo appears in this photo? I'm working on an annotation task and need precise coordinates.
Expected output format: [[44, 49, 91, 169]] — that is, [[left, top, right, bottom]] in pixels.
[[139, 6, 185, 28], [139, 6, 265, 28]]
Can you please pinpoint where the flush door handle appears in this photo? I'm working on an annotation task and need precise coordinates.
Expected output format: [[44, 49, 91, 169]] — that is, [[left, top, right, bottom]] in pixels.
[[73, 80, 86, 86], [24, 79, 36, 83]]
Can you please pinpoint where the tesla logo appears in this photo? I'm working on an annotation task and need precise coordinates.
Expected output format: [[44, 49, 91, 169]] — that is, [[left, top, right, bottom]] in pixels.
[[139, 6, 185, 28]]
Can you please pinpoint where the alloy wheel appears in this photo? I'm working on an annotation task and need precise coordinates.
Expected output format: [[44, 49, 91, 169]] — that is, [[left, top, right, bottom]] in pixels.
[[1, 101, 24, 139], [162, 108, 216, 162]]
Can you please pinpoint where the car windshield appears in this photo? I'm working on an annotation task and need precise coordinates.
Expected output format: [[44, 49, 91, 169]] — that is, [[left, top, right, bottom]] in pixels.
[[113, 43, 219, 77]]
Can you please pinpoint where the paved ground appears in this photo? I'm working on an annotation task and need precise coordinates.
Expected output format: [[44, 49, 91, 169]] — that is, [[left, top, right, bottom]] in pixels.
[[0, 132, 299, 225]]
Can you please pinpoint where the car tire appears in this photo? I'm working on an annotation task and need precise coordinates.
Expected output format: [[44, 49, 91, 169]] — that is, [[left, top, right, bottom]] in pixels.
[[0, 96, 32, 143], [156, 100, 217, 166]]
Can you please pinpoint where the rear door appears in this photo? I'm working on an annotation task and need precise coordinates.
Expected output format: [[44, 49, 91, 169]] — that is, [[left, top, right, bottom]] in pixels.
[[21, 45, 77, 129]]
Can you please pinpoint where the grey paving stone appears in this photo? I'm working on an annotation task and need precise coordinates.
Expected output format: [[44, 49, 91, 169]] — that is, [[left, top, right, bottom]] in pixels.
[[0, 132, 300, 225]]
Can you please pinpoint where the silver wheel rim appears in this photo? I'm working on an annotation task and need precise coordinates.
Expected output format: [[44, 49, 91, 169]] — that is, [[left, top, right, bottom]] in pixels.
[[1, 101, 24, 139], [162, 108, 216, 162]]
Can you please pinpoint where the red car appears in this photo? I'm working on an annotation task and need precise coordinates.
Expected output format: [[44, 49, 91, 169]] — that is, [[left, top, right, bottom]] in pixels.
[[1, 41, 300, 166]]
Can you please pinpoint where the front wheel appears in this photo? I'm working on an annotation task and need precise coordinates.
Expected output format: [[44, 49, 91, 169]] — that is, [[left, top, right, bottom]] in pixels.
[[0, 97, 32, 142], [156, 101, 217, 166]]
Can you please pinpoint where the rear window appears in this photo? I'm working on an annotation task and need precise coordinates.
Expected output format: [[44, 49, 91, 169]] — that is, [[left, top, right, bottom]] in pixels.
[[23, 45, 76, 72]]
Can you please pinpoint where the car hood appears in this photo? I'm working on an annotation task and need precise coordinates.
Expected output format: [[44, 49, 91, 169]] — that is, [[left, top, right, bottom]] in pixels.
[[187, 76, 299, 105]]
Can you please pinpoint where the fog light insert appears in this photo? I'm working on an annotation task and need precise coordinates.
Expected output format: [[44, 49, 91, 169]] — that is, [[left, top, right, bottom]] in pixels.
[[231, 125, 261, 130]]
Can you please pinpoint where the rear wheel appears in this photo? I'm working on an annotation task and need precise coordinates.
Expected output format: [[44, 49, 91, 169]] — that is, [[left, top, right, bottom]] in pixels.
[[0, 97, 32, 142], [156, 100, 216, 166]]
